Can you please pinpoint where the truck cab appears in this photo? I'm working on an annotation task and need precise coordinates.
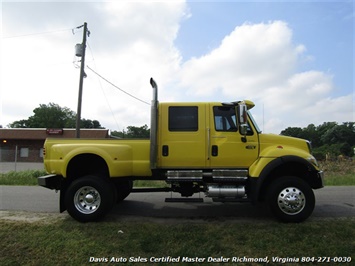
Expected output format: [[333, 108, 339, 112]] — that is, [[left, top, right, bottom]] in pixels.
[[158, 102, 259, 168]]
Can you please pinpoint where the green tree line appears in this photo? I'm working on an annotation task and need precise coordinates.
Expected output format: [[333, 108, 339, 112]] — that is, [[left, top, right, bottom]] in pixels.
[[8, 103, 354, 160], [7, 102, 150, 138], [8, 103, 103, 129], [111, 125, 150, 138], [281, 122, 355, 159]]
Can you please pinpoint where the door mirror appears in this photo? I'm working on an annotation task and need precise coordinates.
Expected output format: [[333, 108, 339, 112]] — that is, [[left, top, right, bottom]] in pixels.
[[237, 103, 248, 124], [236, 103, 248, 137], [239, 124, 248, 136]]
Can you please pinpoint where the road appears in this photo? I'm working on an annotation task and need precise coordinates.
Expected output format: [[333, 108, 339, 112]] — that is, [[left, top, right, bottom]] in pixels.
[[0, 186, 354, 221]]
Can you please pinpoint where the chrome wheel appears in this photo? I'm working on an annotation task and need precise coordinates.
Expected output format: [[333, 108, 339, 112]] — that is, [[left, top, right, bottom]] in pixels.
[[268, 176, 315, 222], [74, 186, 101, 214], [277, 187, 305, 215], [65, 175, 115, 222]]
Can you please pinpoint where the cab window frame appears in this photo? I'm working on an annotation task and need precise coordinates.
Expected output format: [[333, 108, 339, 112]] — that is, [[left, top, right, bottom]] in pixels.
[[168, 106, 199, 132]]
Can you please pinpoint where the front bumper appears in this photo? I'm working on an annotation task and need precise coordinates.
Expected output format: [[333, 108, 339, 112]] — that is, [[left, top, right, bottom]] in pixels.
[[38, 174, 61, 190], [316, 170, 325, 189]]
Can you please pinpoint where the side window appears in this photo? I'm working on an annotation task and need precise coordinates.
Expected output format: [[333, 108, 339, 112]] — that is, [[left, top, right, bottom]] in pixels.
[[213, 106, 237, 132], [169, 106, 198, 131], [246, 123, 254, 135]]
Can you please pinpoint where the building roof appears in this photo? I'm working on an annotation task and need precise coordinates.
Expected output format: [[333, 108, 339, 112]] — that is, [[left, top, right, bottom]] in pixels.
[[0, 128, 110, 140]]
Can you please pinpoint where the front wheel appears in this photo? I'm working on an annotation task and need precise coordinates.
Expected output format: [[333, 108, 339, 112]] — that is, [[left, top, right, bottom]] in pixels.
[[267, 176, 315, 223], [65, 175, 115, 222]]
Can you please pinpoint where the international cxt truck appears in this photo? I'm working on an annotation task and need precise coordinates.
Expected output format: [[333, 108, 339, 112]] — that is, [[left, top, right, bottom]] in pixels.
[[38, 78, 324, 223]]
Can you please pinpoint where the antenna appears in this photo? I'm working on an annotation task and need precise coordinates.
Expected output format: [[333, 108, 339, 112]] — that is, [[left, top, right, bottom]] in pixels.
[[263, 103, 265, 132]]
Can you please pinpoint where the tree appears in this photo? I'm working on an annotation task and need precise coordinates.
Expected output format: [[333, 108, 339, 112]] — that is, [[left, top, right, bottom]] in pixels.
[[8, 119, 29, 128], [111, 125, 150, 138], [126, 125, 150, 138], [321, 123, 355, 146], [80, 119, 103, 129], [8, 103, 103, 129], [280, 127, 304, 139], [280, 121, 355, 158], [304, 124, 320, 147]]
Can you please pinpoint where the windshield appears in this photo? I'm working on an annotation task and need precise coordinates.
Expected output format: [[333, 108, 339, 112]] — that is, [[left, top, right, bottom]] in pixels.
[[247, 111, 262, 133]]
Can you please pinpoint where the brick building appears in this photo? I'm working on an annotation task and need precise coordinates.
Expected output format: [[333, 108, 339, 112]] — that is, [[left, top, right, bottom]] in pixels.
[[0, 128, 110, 163]]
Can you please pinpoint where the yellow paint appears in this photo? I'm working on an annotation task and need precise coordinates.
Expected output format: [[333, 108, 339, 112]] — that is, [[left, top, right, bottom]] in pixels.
[[43, 100, 320, 179]]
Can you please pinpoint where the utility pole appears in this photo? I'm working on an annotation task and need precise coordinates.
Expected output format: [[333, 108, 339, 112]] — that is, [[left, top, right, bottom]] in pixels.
[[75, 22, 89, 138]]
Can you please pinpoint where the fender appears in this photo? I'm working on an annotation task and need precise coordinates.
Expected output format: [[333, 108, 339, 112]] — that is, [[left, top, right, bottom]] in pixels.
[[249, 155, 321, 203], [51, 143, 133, 177]]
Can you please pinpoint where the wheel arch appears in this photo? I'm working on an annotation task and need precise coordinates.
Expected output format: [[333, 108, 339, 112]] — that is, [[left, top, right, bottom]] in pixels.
[[252, 156, 320, 202], [60, 153, 110, 213], [66, 153, 109, 180]]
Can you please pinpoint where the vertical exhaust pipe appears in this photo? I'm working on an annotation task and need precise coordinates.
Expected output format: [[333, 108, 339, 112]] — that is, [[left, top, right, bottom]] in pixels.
[[150, 78, 158, 169]]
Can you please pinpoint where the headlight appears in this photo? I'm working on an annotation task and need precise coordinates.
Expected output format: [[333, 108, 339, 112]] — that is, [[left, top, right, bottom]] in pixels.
[[307, 155, 319, 167]]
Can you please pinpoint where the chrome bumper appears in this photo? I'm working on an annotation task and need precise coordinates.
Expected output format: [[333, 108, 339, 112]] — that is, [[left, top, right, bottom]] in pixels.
[[317, 170, 325, 188], [38, 174, 61, 190]]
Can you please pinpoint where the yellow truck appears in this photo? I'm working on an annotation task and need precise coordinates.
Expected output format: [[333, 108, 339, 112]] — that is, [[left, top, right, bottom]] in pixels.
[[38, 78, 324, 223]]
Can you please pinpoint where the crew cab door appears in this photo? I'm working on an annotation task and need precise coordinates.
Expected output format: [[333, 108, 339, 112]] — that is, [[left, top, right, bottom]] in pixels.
[[208, 104, 259, 168], [158, 103, 207, 168]]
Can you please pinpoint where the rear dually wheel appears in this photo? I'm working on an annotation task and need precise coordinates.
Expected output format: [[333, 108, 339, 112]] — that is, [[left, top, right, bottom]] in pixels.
[[65, 175, 115, 222]]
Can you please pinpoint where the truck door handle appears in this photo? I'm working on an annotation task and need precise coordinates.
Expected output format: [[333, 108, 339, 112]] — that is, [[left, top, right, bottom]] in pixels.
[[212, 145, 218, 156], [162, 145, 169, 156]]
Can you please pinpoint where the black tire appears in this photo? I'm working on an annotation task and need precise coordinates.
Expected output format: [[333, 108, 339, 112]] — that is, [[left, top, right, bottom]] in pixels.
[[115, 180, 133, 202], [267, 176, 315, 223], [65, 175, 115, 222]]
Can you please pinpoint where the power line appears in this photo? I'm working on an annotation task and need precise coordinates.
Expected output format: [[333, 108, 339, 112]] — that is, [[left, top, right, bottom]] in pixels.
[[86, 66, 150, 105], [2, 28, 74, 39], [86, 41, 121, 130]]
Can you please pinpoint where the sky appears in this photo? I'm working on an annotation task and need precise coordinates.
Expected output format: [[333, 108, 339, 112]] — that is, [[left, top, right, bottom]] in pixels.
[[1, 0, 354, 134]]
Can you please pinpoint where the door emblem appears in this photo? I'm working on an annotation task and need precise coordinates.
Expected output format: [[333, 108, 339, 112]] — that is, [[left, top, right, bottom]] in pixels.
[[246, 145, 256, 150]]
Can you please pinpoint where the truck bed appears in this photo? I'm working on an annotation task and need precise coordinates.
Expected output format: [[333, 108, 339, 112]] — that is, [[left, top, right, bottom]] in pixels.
[[43, 138, 151, 178]]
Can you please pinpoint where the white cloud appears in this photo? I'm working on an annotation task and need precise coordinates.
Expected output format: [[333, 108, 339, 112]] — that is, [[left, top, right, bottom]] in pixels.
[[179, 21, 301, 100], [1, 1, 188, 130], [84, 1, 189, 129], [178, 20, 352, 133], [1, 3, 352, 135], [262, 71, 333, 112]]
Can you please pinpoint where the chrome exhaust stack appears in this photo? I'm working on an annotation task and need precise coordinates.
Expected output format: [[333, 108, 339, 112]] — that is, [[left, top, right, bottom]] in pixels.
[[150, 78, 158, 169]]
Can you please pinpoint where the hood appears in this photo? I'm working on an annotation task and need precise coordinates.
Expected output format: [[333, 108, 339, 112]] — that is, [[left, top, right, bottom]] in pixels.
[[258, 133, 311, 157]]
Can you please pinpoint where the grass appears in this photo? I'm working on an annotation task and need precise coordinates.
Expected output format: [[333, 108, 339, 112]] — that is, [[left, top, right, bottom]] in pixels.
[[0, 216, 354, 266], [0, 170, 47, 185], [319, 160, 355, 186], [1, 160, 354, 186]]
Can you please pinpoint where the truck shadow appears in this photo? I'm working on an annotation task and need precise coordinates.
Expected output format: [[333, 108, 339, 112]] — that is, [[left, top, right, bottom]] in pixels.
[[108, 197, 274, 223]]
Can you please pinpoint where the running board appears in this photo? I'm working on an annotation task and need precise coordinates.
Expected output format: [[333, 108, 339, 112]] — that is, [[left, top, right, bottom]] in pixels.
[[165, 169, 248, 183], [132, 187, 171, 193], [166, 170, 203, 182], [165, 198, 204, 203], [212, 169, 248, 182]]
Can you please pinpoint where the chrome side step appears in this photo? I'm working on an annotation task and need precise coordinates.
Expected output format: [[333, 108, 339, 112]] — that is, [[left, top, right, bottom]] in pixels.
[[212, 169, 248, 182], [166, 170, 203, 182]]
